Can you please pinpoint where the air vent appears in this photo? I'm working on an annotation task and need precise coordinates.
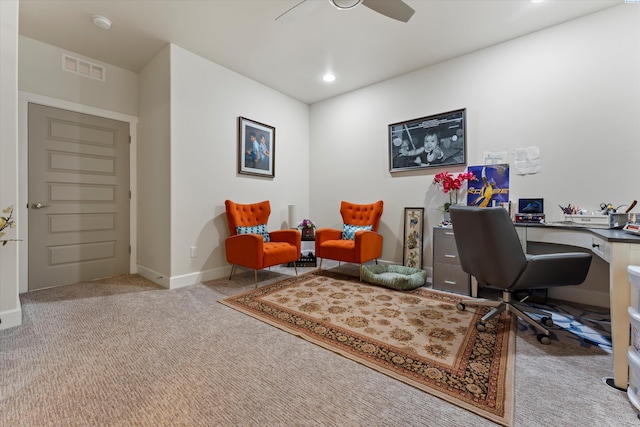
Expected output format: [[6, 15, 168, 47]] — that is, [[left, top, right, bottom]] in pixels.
[[62, 53, 106, 82]]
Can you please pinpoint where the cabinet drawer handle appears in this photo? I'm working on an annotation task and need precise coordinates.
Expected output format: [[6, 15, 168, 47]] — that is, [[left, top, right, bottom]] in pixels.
[[444, 280, 457, 285], [444, 254, 456, 258], [444, 232, 454, 236]]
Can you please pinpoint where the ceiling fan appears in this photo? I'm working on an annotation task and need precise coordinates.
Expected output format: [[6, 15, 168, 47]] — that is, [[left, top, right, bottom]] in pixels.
[[276, 0, 415, 23]]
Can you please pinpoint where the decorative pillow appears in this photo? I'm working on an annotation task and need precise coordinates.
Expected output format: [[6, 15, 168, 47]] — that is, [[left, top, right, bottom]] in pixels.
[[236, 224, 271, 242], [342, 224, 373, 240]]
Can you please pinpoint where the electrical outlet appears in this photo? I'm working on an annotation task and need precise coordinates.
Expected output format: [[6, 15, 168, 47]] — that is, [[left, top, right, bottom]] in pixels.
[[190, 246, 197, 258]]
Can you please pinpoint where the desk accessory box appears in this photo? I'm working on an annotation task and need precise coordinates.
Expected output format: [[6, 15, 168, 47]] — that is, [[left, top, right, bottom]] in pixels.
[[564, 213, 628, 229]]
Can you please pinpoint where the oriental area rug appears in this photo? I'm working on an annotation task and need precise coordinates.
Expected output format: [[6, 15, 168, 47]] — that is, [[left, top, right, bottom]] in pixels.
[[220, 270, 516, 426]]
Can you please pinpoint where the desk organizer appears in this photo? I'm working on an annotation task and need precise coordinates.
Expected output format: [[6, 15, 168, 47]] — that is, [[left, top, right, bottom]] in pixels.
[[564, 213, 628, 229]]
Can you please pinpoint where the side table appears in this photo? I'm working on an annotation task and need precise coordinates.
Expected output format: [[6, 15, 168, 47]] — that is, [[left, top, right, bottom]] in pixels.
[[288, 235, 317, 267]]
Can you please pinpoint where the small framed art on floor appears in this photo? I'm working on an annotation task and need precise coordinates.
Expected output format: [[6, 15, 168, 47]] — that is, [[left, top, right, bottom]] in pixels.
[[403, 207, 424, 269]]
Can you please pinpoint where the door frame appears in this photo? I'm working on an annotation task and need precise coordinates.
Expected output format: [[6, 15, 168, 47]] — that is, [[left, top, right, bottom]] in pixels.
[[18, 91, 138, 294]]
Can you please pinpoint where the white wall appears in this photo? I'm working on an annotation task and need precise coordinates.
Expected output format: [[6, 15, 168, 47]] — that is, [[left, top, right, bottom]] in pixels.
[[309, 5, 640, 274], [167, 45, 310, 287], [137, 45, 172, 286], [18, 37, 138, 117], [0, 0, 21, 330], [3, 3, 637, 323]]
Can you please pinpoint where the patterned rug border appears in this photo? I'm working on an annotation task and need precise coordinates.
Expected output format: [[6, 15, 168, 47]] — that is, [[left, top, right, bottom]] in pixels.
[[219, 270, 516, 426]]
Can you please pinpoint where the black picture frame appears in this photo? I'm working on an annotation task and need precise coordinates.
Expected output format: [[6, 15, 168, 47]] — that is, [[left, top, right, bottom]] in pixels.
[[238, 116, 275, 178], [403, 207, 424, 269], [389, 108, 466, 173]]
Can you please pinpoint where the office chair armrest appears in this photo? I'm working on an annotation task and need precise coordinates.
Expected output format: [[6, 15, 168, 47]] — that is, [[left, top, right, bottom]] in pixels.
[[515, 252, 592, 289]]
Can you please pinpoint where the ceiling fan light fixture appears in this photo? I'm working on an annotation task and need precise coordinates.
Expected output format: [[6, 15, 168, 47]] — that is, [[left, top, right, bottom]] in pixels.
[[330, 0, 363, 11]]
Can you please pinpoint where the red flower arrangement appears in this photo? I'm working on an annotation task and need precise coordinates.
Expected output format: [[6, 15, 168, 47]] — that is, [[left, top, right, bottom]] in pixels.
[[433, 171, 477, 212]]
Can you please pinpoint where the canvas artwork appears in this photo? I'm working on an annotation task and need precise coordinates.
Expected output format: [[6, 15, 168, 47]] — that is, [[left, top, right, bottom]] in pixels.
[[403, 207, 424, 268], [238, 116, 275, 178], [389, 109, 466, 173], [466, 164, 510, 208]]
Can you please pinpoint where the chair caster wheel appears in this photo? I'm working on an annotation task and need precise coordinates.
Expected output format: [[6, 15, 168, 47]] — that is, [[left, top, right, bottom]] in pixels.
[[541, 316, 554, 327], [537, 334, 551, 345], [476, 322, 486, 332], [457, 302, 466, 311]]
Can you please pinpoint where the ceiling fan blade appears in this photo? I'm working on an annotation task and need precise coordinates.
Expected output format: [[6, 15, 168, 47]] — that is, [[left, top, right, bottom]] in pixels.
[[361, 0, 415, 22], [276, 0, 324, 22]]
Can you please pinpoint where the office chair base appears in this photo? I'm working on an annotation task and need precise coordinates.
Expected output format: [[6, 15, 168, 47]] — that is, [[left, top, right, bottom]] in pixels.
[[457, 290, 553, 344]]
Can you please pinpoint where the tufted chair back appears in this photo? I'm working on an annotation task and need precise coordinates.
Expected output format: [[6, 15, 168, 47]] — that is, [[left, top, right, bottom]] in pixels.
[[340, 200, 384, 231], [225, 200, 271, 236]]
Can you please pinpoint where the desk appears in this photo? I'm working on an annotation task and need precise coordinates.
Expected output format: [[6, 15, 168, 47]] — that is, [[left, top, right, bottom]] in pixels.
[[516, 223, 640, 390]]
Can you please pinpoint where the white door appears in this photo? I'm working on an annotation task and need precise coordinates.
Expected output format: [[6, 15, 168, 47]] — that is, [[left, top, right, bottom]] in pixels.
[[28, 103, 130, 291]]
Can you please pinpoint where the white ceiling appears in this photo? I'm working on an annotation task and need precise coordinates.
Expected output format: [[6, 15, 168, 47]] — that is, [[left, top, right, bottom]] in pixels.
[[18, 0, 621, 104]]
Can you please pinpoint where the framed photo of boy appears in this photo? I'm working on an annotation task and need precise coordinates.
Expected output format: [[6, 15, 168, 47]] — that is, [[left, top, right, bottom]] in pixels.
[[403, 207, 424, 269], [389, 109, 466, 173], [238, 116, 275, 178]]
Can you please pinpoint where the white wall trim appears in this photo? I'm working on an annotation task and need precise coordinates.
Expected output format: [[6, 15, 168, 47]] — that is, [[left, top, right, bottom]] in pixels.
[[169, 266, 232, 289], [136, 265, 170, 289], [17, 91, 138, 293], [0, 307, 22, 331]]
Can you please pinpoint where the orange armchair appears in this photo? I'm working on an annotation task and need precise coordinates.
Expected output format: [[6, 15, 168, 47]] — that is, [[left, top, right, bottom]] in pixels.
[[225, 200, 301, 286], [315, 200, 384, 279]]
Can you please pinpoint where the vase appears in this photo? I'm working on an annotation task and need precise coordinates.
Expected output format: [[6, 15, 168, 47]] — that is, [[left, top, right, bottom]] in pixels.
[[443, 211, 451, 222]]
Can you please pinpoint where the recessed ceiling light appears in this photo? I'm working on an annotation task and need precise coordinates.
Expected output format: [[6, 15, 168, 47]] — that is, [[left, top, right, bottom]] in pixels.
[[323, 73, 336, 82], [92, 15, 112, 30]]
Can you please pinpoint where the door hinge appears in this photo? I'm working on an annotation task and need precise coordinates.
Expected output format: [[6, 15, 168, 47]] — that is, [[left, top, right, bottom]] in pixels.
[[129, 245, 131, 254], [129, 190, 131, 199], [129, 136, 131, 144]]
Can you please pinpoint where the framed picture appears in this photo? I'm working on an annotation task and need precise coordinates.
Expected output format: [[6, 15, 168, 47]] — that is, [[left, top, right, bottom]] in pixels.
[[466, 164, 510, 208], [389, 108, 466, 173], [238, 116, 275, 178], [403, 207, 424, 269]]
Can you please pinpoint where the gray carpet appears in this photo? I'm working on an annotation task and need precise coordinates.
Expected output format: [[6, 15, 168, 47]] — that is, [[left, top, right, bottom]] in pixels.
[[0, 263, 637, 426]]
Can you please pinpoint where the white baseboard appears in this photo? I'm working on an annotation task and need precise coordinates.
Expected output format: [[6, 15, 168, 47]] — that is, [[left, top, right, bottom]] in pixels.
[[137, 264, 231, 289], [0, 307, 22, 330], [136, 265, 170, 288], [168, 266, 230, 289]]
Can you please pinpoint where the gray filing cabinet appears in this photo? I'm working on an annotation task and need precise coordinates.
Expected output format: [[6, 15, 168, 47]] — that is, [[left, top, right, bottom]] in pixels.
[[432, 227, 471, 295]]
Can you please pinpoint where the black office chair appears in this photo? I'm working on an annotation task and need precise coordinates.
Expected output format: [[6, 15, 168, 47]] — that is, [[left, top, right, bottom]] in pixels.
[[449, 206, 592, 344]]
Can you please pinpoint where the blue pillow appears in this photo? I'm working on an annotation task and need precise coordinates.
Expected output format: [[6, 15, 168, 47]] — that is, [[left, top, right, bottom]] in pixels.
[[236, 224, 271, 242], [342, 224, 373, 240]]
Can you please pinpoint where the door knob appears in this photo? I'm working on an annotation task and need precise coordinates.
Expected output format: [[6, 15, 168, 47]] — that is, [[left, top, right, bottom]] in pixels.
[[31, 203, 51, 209]]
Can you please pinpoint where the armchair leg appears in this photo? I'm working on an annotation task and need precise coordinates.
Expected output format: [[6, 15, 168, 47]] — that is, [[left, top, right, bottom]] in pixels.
[[229, 264, 236, 280], [254, 270, 258, 288], [293, 261, 298, 276], [359, 264, 363, 281], [319, 258, 323, 270]]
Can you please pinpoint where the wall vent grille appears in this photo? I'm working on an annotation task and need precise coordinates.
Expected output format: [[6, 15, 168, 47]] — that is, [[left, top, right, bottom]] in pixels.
[[62, 54, 106, 82]]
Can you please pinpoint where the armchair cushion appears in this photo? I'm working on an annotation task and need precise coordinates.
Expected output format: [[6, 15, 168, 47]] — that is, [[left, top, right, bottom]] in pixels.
[[236, 223, 271, 242], [342, 224, 373, 240]]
